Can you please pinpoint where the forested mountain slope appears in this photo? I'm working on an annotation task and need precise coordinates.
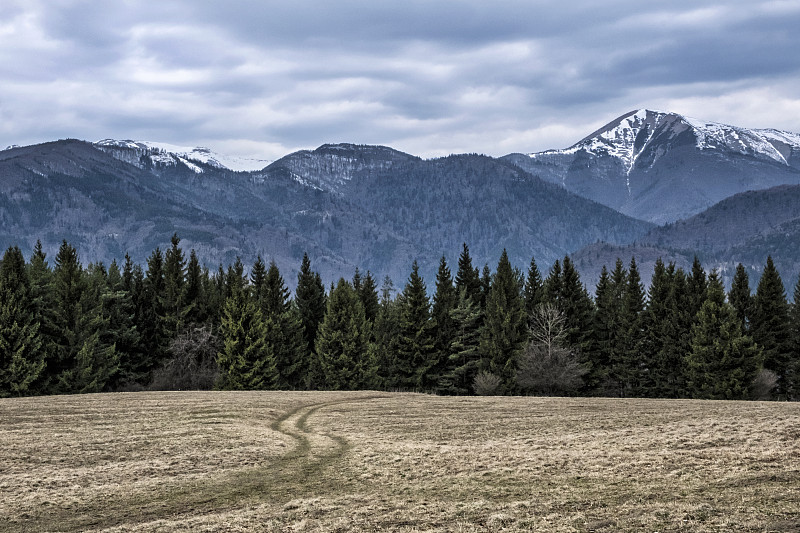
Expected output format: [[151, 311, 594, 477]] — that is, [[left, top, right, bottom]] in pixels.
[[0, 140, 653, 285]]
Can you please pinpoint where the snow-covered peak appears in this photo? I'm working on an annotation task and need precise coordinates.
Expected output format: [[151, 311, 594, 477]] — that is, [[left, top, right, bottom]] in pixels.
[[680, 115, 798, 164], [94, 139, 271, 173], [528, 109, 800, 172]]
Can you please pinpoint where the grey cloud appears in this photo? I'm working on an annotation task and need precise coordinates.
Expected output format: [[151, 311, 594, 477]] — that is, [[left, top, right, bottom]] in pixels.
[[2, 0, 800, 158]]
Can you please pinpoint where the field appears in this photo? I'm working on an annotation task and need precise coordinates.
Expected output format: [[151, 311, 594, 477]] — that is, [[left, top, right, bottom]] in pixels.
[[1, 392, 799, 532]]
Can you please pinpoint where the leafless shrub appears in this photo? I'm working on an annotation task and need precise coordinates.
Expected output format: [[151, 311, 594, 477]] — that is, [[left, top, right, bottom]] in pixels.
[[751, 368, 777, 400], [150, 325, 219, 390], [473, 371, 502, 396]]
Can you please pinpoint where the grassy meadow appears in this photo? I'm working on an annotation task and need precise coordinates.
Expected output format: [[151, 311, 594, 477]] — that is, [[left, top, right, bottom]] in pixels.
[[1, 391, 799, 532]]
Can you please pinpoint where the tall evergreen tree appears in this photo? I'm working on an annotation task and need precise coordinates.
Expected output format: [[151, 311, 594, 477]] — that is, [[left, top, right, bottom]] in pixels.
[[373, 275, 400, 389], [479, 250, 526, 393], [296, 254, 327, 388], [315, 278, 376, 390], [686, 271, 762, 400], [640, 259, 685, 397], [393, 261, 436, 390], [439, 288, 483, 395], [135, 247, 168, 378], [49, 240, 87, 392], [259, 261, 306, 389], [430, 256, 457, 391], [455, 243, 481, 305], [184, 249, 208, 324], [226, 257, 247, 298], [789, 274, 800, 399], [523, 256, 544, 325], [358, 271, 380, 324], [544, 259, 562, 308], [0, 246, 45, 396], [216, 289, 278, 390], [728, 263, 752, 333], [750, 256, 792, 397], [558, 256, 594, 353], [162, 233, 188, 335], [102, 260, 140, 388], [27, 241, 57, 392], [585, 266, 613, 393], [687, 256, 708, 320], [480, 264, 492, 310], [250, 256, 268, 302], [613, 257, 646, 396], [60, 263, 120, 393]]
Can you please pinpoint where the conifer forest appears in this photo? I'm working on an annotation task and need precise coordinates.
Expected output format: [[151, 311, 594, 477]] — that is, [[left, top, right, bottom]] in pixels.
[[1, 235, 798, 401]]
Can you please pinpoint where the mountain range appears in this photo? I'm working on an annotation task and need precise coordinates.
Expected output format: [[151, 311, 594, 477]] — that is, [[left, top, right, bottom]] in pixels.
[[2, 109, 800, 290]]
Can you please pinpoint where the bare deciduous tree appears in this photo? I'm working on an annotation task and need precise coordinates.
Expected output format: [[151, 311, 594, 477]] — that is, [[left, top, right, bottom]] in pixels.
[[517, 304, 586, 396], [150, 325, 219, 390]]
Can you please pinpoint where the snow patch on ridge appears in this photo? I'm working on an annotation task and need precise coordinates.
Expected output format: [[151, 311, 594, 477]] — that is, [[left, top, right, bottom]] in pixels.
[[94, 139, 271, 173]]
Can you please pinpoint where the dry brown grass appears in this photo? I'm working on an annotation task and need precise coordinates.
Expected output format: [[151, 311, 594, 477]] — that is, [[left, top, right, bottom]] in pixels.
[[1, 392, 798, 532]]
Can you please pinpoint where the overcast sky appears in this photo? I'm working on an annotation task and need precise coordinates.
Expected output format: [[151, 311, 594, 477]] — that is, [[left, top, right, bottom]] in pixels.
[[2, 1, 800, 161]]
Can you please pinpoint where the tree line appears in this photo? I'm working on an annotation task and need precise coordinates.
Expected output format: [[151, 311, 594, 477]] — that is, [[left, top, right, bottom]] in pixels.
[[1, 235, 798, 400]]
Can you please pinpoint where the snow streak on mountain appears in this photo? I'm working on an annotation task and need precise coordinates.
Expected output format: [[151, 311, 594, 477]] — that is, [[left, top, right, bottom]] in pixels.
[[94, 139, 272, 173]]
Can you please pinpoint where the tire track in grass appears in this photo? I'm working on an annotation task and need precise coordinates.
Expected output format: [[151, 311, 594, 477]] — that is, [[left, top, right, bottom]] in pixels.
[[28, 393, 388, 533]]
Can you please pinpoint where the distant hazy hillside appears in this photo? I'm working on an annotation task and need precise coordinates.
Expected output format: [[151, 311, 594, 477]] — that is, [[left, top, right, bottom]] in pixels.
[[0, 139, 652, 285]]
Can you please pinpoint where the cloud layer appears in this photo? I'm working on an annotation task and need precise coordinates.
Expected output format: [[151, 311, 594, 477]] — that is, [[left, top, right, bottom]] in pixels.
[[2, 0, 800, 160]]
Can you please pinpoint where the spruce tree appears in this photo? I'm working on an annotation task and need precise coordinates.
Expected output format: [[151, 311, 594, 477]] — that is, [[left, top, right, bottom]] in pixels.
[[728, 263, 752, 333], [687, 256, 707, 320], [260, 261, 306, 389], [250, 256, 267, 299], [430, 256, 457, 391], [49, 240, 87, 392], [479, 250, 526, 393], [216, 289, 278, 390], [296, 254, 327, 389], [358, 271, 380, 324], [162, 233, 188, 336], [439, 288, 483, 395], [373, 276, 400, 389], [480, 264, 492, 310], [0, 246, 45, 396], [523, 256, 544, 325], [615, 257, 646, 396], [455, 243, 481, 305], [686, 271, 762, 400], [751, 256, 792, 397], [48, 248, 120, 393], [640, 259, 685, 397], [601, 259, 629, 395], [134, 247, 168, 379], [789, 274, 800, 399], [584, 266, 613, 393], [226, 257, 247, 298], [184, 249, 208, 325], [28, 241, 58, 392], [103, 260, 140, 388], [394, 261, 436, 390], [544, 259, 562, 308], [558, 256, 594, 354], [315, 279, 376, 390]]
